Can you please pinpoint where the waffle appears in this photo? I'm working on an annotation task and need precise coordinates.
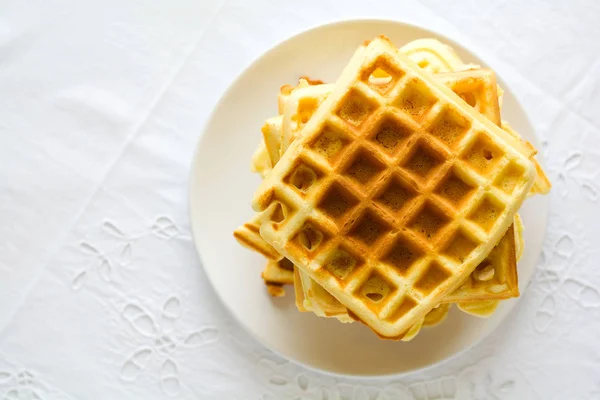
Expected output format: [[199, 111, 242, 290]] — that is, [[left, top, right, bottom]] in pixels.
[[244, 71, 534, 324], [238, 38, 546, 337], [251, 36, 535, 338], [259, 69, 522, 311]]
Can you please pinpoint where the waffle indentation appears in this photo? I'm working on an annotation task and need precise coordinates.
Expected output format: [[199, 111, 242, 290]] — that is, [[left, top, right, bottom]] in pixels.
[[386, 296, 417, 323], [368, 116, 414, 154], [278, 258, 294, 271], [336, 88, 377, 126], [323, 247, 362, 281], [428, 107, 471, 148], [375, 176, 417, 214], [361, 56, 404, 95], [317, 183, 359, 221], [358, 271, 396, 304], [348, 210, 392, 247], [442, 230, 478, 263], [434, 169, 476, 207], [468, 196, 505, 232], [395, 78, 438, 122], [270, 203, 285, 223], [381, 236, 424, 275], [266, 196, 297, 226], [402, 141, 446, 180], [284, 161, 322, 194], [309, 125, 351, 165], [409, 202, 450, 241], [494, 162, 526, 194], [458, 91, 478, 108], [461, 133, 505, 176], [290, 221, 329, 254], [414, 261, 451, 295], [343, 149, 386, 187]]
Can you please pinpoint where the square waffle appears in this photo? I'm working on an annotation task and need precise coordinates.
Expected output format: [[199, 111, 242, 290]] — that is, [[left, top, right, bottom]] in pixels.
[[249, 69, 523, 314], [237, 39, 549, 341], [240, 40, 546, 334], [242, 71, 537, 318], [251, 36, 536, 338]]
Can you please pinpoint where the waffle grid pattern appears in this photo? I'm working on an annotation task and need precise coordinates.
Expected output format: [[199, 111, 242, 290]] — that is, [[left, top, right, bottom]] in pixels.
[[254, 40, 534, 336], [248, 70, 520, 306]]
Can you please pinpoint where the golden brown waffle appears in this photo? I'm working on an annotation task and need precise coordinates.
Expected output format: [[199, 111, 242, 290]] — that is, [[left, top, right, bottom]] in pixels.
[[243, 41, 548, 306], [257, 69, 523, 310], [245, 73, 528, 310], [252, 37, 535, 338], [243, 78, 533, 330], [239, 40, 546, 338]]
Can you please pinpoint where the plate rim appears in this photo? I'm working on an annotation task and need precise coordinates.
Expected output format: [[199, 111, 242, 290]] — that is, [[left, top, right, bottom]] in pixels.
[[188, 17, 549, 378]]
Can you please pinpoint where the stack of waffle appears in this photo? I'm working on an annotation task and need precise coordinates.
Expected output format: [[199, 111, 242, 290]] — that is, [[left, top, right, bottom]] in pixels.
[[234, 36, 551, 340]]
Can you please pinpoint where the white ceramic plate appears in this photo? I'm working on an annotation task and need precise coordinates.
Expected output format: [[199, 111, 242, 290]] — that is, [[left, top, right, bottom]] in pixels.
[[189, 19, 549, 377]]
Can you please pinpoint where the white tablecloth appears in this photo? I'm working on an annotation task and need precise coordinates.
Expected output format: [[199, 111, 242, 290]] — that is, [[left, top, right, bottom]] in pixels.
[[1, 1, 599, 399]]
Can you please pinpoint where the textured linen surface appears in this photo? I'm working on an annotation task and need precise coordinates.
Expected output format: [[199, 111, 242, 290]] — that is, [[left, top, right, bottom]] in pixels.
[[1, 1, 599, 399]]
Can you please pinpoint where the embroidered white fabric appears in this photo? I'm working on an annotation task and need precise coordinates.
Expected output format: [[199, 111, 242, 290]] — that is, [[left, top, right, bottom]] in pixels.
[[1, 1, 599, 399]]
